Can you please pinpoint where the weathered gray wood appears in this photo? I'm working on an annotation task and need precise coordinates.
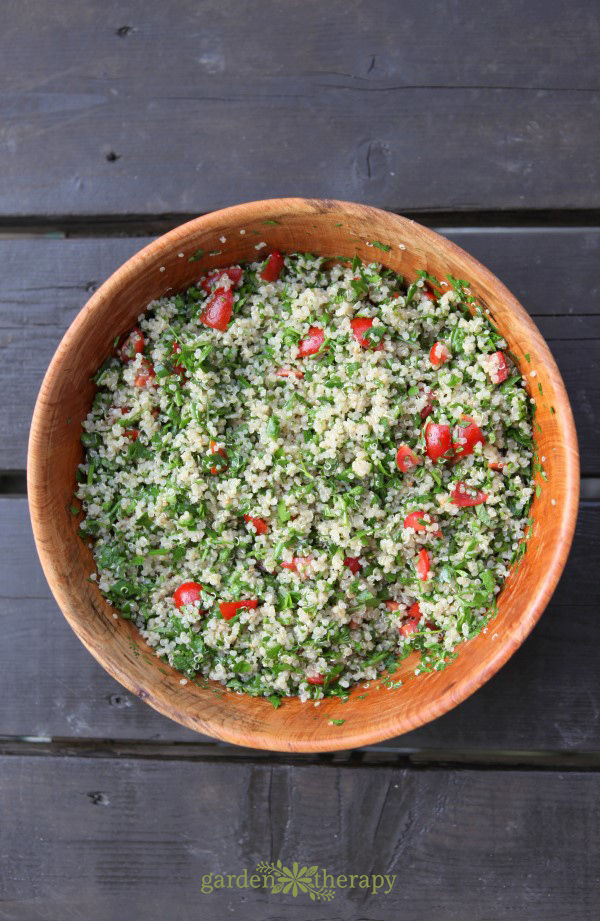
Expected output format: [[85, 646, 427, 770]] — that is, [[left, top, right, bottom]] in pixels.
[[1, 230, 599, 472], [1, 496, 598, 750], [0, 754, 599, 920], [0, 0, 598, 218]]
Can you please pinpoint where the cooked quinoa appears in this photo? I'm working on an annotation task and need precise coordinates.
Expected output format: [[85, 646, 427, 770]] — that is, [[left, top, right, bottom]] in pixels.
[[77, 251, 534, 704]]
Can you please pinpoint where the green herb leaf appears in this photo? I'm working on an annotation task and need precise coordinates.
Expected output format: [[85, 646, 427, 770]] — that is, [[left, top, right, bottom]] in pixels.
[[277, 499, 291, 524]]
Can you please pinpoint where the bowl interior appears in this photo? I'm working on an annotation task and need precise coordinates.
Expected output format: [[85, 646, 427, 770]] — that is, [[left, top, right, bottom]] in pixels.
[[28, 199, 579, 751]]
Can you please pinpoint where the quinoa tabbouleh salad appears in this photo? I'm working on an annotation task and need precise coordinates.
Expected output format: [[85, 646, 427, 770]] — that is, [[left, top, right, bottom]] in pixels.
[[77, 249, 535, 705]]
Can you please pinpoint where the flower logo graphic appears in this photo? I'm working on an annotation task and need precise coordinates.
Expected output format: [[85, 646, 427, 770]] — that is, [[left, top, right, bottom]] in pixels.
[[255, 861, 335, 901]]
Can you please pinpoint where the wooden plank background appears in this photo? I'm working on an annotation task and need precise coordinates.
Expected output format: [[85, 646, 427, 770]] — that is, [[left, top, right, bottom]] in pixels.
[[1, 755, 599, 920], [0, 0, 599, 219]]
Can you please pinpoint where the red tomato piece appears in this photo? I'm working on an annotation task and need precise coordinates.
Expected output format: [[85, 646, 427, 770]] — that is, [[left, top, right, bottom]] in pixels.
[[403, 510, 442, 537], [450, 481, 489, 507], [281, 556, 312, 574], [430, 341, 451, 367], [350, 317, 384, 351], [419, 384, 435, 420], [400, 619, 420, 637], [200, 266, 243, 294], [244, 514, 269, 535], [452, 416, 486, 460], [489, 350, 509, 385], [425, 423, 453, 462], [260, 250, 285, 282], [422, 289, 436, 302], [416, 548, 430, 581], [173, 581, 203, 610], [123, 429, 139, 441], [209, 439, 228, 475], [307, 674, 324, 686], [199, 287, 233, 332], [134, 359, 156, 388], [403, 510, 428, 532], [344, 556, 361, 574], [396, 444, 420, 473], [170, 342, 187, 376], [488, 460, 506, 472], [297, 326, 326, 358], [219, 599, 258, 621], [386, 600, 401, 611], [399, 601, 422, 636], [117, 327, 144, 363], [275, 368, 304, 379]]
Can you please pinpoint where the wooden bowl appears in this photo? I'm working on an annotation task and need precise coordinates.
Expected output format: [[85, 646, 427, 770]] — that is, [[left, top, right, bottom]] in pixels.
[[28, 199, 579, 751]]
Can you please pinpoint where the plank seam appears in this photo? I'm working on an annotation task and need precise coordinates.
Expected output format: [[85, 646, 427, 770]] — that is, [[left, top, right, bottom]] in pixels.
[[2, 739, 600, 770], [0, 211, 600, 238]]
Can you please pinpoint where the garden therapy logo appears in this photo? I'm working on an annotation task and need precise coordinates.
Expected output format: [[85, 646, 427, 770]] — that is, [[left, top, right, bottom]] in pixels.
[[257, 861, 335, 900], [200, 861, 396, 900]]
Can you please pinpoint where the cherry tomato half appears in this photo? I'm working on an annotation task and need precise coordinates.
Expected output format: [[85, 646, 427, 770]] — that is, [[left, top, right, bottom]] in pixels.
[[425, 423, 453, 462], [416, 548, 430, 581], [489, 350, 509, 385], [344, 556, 361, 574], [199, 287, 233, 332], [396, 444, 420, 473], [219, 599, 258, 621], [200, 266, 243, 294], [450, 481, 489, 507], [244, 514, 269, 535], [117, 327, 144, 363], [452, 417, 486, 460], [134, 358, 156, 388], [297, 326, 326, 357], [174, 581, 203, 610], [350, 317, 384, 351], [430, 341, 451, 367], [260, 250, 285, 282], [403, 510, 442, 537]]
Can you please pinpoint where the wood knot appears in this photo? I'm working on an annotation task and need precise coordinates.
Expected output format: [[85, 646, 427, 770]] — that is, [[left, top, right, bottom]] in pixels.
[[355, 139, 391, 182], [108, 694, 131, 709]]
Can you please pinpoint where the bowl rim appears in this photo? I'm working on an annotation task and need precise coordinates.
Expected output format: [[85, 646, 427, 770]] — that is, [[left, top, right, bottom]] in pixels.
[[28, 197, 580, 751]]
